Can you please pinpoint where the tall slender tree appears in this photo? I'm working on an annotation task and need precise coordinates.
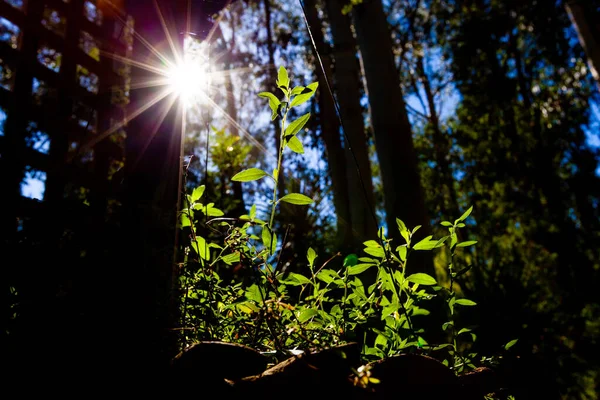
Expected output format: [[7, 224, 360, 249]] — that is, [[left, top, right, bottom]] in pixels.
[[351, 0, 433, 275], [303, 0, 354, 250], [326, 0, 379, 249]]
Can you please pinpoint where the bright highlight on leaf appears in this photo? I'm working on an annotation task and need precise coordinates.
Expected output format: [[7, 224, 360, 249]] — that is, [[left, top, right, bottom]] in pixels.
[[290, 82, 318, 107], [286, 136, 304, 154], [278, 193, 313, 205], [285, 113, 311, 137], [232, 168, 270, 182], [406, 273, 437, 285], [277, 66, 290, 91]]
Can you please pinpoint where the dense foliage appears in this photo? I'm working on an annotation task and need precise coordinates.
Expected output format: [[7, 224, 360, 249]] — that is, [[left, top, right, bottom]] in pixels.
[[178, 1, 600, 398]]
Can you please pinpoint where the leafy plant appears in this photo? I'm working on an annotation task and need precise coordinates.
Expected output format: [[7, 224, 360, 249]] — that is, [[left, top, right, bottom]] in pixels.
[[177, 66, 516, 374]]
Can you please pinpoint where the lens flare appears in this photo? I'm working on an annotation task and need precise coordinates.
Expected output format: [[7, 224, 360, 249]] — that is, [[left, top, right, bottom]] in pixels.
[[167, 37, 211, 105]]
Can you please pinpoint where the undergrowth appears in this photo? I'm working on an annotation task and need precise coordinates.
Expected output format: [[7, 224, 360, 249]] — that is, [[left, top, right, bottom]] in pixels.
[[177, 66, 517, 375]]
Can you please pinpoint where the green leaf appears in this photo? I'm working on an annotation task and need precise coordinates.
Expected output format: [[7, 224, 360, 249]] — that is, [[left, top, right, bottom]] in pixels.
[[457, 328, 472, 336], [298, 308, 318, 323], [262, 226, 277, 255], [286, 136, 304, 154], [396, 218, 410, 243], [456, 205, 474, 223], [343, 253, 358, 267], [398, 245, 407, 262], [316, 270, 334, 284], [442, 321, 454, 331], [290, 82, 318, 107], [307, 247, 317, 267], [191, 235, 208, 260], [279, 193, 313, 205], [440, 221, 453, 227], [180, 213, 191, 227], [347, 263, 375, 275], [236, 301, 259, 314], [412, 235, 438, 250], [364, 246, 385, 258], [190, 185, 205, 202], [285, 112, 311, 137], [504, 339, 518, 350], [200, 203, 225, 217], [221, 253, 240, 265], [291, 86, 305, 95], [455, 299, 477, 306], [258, 92, 281, 120], [456, 240, 478, 248], [406, 273, 437, 285], [245, 284, 265, 303], [287, 272, 311, 285], [363, 240, 381, 248], [249, 204, 257, 220], [232, 168, 270, 182], [277, 66, 290, 90]]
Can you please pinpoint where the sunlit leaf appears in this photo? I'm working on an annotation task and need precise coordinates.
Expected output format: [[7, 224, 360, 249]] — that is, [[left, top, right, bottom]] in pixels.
[[285, 112, 311, 137], [258, 91, 280, 120], [298, 308, 318, 323], [363, 240, 381, 248], [190, 185, 205, 202], [232, 168, 270, 182], [398, 245, 407, 261], [456, 205, 473, 223], [221, 253, 240, 265], [245, 284, 265, 303], [277, 66, 290, 90], [455, 299, 477, 306], [290, 82, 318, 107], [364, 246, 385, 258], [286, 136, 304, 154], [307, 247, 317, 267], [279, 193, 313, 205], [262, 226, 277, 255], [412, 235, 439, 250], [504, 339, 518, 350], [180, 213, 191, 227], [291, 85, 305, 95], [406, 273, 437, 285], [347, 263, 375, 275], [456, 240, 478, 248], [191, 235, 208, 260]]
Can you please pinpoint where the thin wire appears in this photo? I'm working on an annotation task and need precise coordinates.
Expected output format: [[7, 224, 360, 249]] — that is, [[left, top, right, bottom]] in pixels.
[[297, 0, 380, 230]]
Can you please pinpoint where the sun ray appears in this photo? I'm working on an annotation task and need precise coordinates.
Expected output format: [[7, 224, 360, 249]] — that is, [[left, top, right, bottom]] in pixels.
[[73, 87, 175, 157], [127, 92, 180, 173], [100, 51, 170, 77], [154, 0, 184, 67], [198, 95, 277, 161]]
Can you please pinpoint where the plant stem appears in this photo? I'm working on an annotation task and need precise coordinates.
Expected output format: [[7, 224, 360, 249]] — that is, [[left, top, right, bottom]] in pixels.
[[269, 105, 288, 229]]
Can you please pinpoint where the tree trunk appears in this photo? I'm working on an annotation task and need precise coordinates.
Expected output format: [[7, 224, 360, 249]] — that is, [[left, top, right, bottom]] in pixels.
[[326, 0, 379, 249], [303, 0, 354, 250], [565, 0, 600, 88], [352, 0, 433, 275]]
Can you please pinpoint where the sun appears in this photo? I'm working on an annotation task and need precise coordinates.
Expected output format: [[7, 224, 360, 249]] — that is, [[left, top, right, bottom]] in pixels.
[[166, 36, 211, 106]]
